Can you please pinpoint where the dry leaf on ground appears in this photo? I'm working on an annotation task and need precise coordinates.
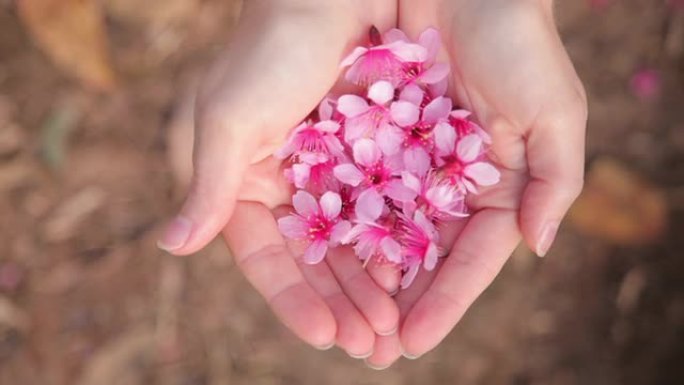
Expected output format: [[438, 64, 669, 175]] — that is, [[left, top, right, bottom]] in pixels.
[[17, 0, 116, 90]]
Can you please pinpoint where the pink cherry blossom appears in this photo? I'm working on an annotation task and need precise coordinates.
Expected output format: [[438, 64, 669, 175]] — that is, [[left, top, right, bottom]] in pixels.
[[340, 36, 428, 87], [275, 26, 503, 289], [337, 80, 396, 143], [274, 120, 344, 161], [342, 189, 402, 263], [398, 209, 441, 288], [434, 126, 501, 193], [333, 138, 415, 202], [278, 191, 351, 264]]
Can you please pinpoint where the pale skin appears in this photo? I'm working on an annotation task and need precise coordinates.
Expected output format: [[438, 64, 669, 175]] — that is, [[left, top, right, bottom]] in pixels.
[[159, 0, 587, 369]]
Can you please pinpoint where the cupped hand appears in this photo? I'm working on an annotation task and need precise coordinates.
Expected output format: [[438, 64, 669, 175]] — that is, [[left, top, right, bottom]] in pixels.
[[363, 0, 587, 367], [159, 0, 401, 357]]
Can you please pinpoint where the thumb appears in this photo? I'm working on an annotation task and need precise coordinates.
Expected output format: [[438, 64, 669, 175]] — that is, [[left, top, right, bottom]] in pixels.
[[519, 100, 587, 257], [158, 107, 254, 255]]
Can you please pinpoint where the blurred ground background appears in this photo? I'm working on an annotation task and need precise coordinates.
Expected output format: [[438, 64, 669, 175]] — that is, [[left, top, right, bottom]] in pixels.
[[0, 0, 683, 384]]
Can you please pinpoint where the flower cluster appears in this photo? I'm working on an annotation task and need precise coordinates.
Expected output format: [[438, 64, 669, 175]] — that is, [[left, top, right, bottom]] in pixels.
[[275, 27, 500, 289]]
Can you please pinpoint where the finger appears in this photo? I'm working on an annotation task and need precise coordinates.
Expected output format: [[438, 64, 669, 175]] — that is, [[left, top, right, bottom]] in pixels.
[[366, 259, 401, 294], [400, 208, 521, 357], [272, 206, 375, 357], [521, 100, 587, 256], [326, 247, 400, 336], [299, 263, 376, 358], [223, 201, 336, 348], [364, 333, 403, 370]]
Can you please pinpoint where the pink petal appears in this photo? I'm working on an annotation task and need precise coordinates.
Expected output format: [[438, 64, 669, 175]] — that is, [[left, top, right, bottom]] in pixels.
[[433, 122, 456, 154], [380, 237, 402, 264], [429, 78, 448, 97], [291, 163, 311, 188], [418, 63, 450, 84], [341, 224, 365, 245], [403, 146, 431, 177], [450, 109, 471, 120], [414, 209, 436, 236], [456, 134, 483, 163], [337, 94, 369, 117], [334, 164, 365, 186], [273, 140, 295, 160], [277, 215, 308, 239], [390, 100, 420, 127], [401, 263, 420, 289], [401, 171, 421, 193], [385, 41, 428, 63], [303, 240, 328, 264], [422, 96, 452, 124], [424, 242, 438, 271], [314, 120, 340, 133], [382, 28, 410, 43], [318, 97, 334, 120], [399, 83, 425, 105], [344, 116, 371, 142], [340, 46, 368, 67], [367, 80, 395, 105], [464, 162, 501, 186], [418, 28, 441, 60], [352, 138, 381, 167], [376, 124, 404, 156], [292, 190, 319, 217], [355, 188, 384, 222], [385, 179, 418, 202], [319, 191, 342, 219], [330, 220, 352, 245]]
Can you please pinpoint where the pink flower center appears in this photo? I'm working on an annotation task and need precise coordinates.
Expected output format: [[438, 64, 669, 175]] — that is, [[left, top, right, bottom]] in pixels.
[[363, 163, 392, 186], [298, 128, 328, 153], [307, 214, 333, 241], [441, 157, 465, 180]]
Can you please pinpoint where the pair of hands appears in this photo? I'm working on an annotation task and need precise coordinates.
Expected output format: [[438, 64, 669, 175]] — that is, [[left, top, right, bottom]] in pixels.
[[158, 0, 587, 368]]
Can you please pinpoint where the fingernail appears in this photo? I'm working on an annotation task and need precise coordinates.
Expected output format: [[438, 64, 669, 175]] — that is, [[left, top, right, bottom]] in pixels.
[[536, 221, 560, 257], [376, 325, 398, 337], [402, 352, 420, 360], [348, 349, 373, 359], [157, 216, 192, 252], [314, 342, 335, 351], [364, 360, 391, 370]]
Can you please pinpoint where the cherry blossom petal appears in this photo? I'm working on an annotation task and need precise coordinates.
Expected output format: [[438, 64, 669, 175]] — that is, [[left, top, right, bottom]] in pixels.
[[367, 80, 394, 105], [401, 263, 420, 289], [344, 116, 371, 142], [376, 124, 404, 156], [433, 121, 456, 154], [418, 28, 441, 61], [320, 191, 342, 219], [424, 242, 439, 270], [422, 96, 452, 124], [340, 46, 368, 67], [352, 138, 381, 167], [399, 83, 425, 105], [277, 215, 308, 239], [380, 237, 402, 264], [356, 188, 384, 222], [456, 134, 483, 163], [303, 240, 328, 264], [318, 97, 334, 120], [418, 63, 450, 84], [403, 146, 431, 177], [464, 162, 501, 186], [385, 179, 418, 202], [341, 224, 365, 245], [333, 164, 365, 186], [383, 28, 410, 43], [401, 171, 422, 193], [390, 100, 420, 127], [414, 209, 436, 236], [314, 120, 340, 133], [385, 41, 428, 63], [291, 163, 311, 188], [429, 78, 448, 97], [330, 220, 352, 245], [292, 190, 319, 217], [450, 109, 471, 120], [337, 94, 369, 117]]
